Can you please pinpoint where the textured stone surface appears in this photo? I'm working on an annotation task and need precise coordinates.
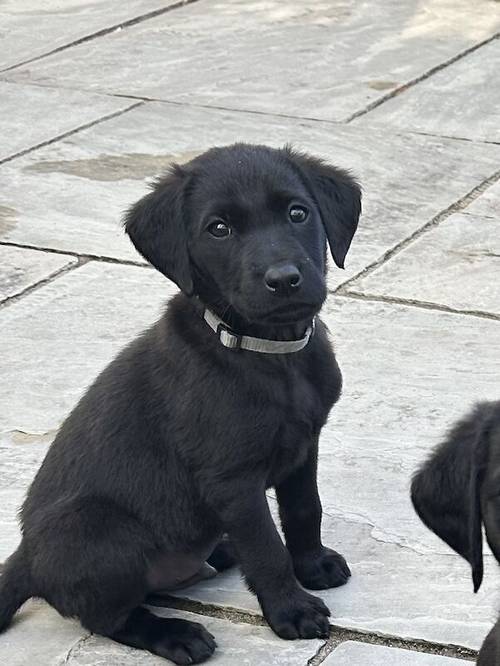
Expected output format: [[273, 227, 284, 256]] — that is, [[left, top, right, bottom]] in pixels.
[[169, 297, 500, 649], [0, 261, 177, 560], [0, 0, 179, 71], [0, 102, 499, 285], [465, 180, 500, 218], [0, 245, 76, 303], [0, 81, 132, 161], [356, 38, 500, 142], [6, 1, 500, 122], [324, 641, 470, 665], [0, 600, 85, 666], [346, 212, 500, 314]]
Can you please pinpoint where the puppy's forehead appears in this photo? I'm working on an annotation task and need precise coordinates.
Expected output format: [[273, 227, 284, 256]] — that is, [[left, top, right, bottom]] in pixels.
[[190, 147, 308, 208]]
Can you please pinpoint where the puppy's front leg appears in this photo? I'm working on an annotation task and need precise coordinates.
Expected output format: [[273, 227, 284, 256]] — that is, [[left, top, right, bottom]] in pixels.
[[213, 483, 330, 640], [276, 444, 351, 590]]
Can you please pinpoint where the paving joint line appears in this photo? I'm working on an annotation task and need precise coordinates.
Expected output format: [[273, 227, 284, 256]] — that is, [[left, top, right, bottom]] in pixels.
[[332, 166, 500, 293], [0, 101, 144, 166], [0, 240, 150, 269], [147, 596, 476, 661], [345, 32, 500, 123], [0, 258, 87, 311], [336, 290, 500, 322], [0, 0, 201, 75]]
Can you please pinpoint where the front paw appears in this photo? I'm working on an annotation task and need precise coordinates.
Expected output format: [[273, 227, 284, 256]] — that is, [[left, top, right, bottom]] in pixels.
[[294, 547, 351, 590], [262, 588, 330, 640]]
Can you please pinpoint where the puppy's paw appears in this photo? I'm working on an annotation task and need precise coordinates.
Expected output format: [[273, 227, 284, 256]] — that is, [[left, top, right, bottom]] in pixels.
[[293, 547, 351, 590], [153, 619, 217, 664], [262, 589, 330, 640]]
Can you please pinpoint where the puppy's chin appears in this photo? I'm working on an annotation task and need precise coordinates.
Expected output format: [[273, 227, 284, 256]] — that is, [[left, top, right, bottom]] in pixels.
[[238, 301, 322, 327]]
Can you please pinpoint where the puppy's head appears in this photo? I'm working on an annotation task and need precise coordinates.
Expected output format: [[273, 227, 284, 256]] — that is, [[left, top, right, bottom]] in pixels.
[[125, 143, 361, 326], [411, 401, 500, 592]]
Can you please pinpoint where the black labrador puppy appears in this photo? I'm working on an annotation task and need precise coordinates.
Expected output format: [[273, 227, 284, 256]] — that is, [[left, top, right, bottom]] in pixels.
[[0, 143, 361, 664], [411, 400, 500, 666]]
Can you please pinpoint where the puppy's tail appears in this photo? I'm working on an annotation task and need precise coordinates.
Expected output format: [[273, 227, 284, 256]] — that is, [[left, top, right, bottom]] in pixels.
[[0, 543, 33, 632]]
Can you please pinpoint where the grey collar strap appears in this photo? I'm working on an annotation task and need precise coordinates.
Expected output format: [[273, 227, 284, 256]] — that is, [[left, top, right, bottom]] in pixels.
[[203, 309, 314, 354]]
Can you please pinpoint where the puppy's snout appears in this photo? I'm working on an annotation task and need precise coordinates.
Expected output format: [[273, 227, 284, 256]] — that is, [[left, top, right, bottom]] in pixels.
[[264, 264, 303, 295]]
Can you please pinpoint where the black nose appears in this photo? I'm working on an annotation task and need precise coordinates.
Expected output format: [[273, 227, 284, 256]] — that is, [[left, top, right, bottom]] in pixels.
[[264, 264, 303, 294]]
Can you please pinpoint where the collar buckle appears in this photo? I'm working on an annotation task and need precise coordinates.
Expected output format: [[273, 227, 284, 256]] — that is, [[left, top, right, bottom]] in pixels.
[[216, 322, 242, 350]]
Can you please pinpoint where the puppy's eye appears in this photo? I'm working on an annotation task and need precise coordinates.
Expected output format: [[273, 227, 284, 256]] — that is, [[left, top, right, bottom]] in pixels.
[[207, 219, 232, 238], [289, 205, 309, 223]]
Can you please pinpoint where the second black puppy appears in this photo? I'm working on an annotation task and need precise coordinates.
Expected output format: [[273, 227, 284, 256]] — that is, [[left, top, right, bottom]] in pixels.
[[0, 144, 361, 664]]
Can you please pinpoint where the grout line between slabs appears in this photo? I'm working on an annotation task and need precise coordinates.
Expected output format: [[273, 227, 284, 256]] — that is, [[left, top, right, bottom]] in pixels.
[[333, 166, 500, 293], [345, 32, 500, 123], [0, 240, 150, 268], [0, 0, 201, 74], [147, 596, 476, 661], [0, 101, 144, 166], [336, 290, 500, 322], [0, 258, 87, 311]]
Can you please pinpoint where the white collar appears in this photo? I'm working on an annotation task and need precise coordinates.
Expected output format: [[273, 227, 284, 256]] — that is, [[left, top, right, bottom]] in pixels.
[[203, 308, 314, 354]]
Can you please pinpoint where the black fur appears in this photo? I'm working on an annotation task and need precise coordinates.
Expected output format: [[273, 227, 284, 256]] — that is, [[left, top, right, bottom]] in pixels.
[[0, 143, 361, 663], [411, 400, 500, 665]]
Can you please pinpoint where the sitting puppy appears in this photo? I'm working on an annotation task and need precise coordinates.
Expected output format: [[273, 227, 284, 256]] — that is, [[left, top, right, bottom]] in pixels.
[[0, 144, 361, 664], [411, 400, 500, 666]]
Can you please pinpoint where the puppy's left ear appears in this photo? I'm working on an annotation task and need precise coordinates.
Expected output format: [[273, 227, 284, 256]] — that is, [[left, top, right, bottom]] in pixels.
[[286, 148, 362, 268], [124, 165, 193, 294], [411, 405, 490, 592]]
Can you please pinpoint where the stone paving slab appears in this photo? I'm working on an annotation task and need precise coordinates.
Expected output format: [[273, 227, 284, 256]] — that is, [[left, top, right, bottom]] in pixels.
[[5, 0, 500, 122], [0, 81, 133, 162], [170, 297, 500, 649], [355, 38, 500, 142], [0, 0, 179, 71], [465, 180, 500, 218], [0, 245, 76, 303], [345, 211, 500, 315], [0, 599, 85, 666], [0, 102, 499, 287], [323, 641, 470, 665]]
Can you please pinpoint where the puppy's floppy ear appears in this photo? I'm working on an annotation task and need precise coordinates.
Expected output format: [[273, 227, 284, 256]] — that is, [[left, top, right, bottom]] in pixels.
[[286, 147, 362, 268], [411, 404, 490, 592], [125, 165, 193, 294]]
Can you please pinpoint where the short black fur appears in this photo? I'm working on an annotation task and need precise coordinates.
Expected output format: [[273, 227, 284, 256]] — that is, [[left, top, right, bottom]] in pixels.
[[0, 143, 361, 663]]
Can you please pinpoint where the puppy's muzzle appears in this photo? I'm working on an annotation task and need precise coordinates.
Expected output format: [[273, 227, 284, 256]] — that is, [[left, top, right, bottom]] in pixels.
[[264, 263, 303, 296]]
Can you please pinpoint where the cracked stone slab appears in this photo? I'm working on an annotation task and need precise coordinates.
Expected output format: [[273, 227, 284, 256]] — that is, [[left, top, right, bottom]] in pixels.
[[0, 0, 180, 71], [0, 599, 85, 666], [64, 608, 322, 665], [323, 641, 470, 665], [0, 102, 499, 286], [0, 245, 77, 303], [5, 0, 500, 122], [345, 211, 500, 315], [354, 38, 500, 142], [0, 81, 134, 161], [0, 261, 177, 561], [168, 297, 500, 649]]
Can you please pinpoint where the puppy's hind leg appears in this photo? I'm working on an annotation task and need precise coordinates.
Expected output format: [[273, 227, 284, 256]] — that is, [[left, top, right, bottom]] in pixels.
[[207, 536, 237, 572], [28, 497, 216, 664]]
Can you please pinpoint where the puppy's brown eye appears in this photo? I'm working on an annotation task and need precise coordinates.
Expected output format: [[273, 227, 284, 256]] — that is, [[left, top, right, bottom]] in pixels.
[[289, 205, 309, 223], [207, 220, 231, 238]]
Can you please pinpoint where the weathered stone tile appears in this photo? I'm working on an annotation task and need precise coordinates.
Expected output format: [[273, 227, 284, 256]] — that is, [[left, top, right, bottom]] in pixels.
[[0, 1, 179, 71], [355, 39, 500, 142], [465, 180, 500, 218], [324, 641, 470, 665], [0, 81, 132, 161], [0, 261, 177, 559], [6, 1, 500, 122], [0, 599, 85, 666], [0, 102, 499, 285], [0, 245, 76, 303], [346, 212, 500, 314], [169, 297, 500, 649], [65, 608, 322, 665]]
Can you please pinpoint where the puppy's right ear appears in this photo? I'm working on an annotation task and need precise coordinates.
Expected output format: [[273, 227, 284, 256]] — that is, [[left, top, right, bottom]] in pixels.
[[125, 165, 193, 294], [411, 405, 490, 592]]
